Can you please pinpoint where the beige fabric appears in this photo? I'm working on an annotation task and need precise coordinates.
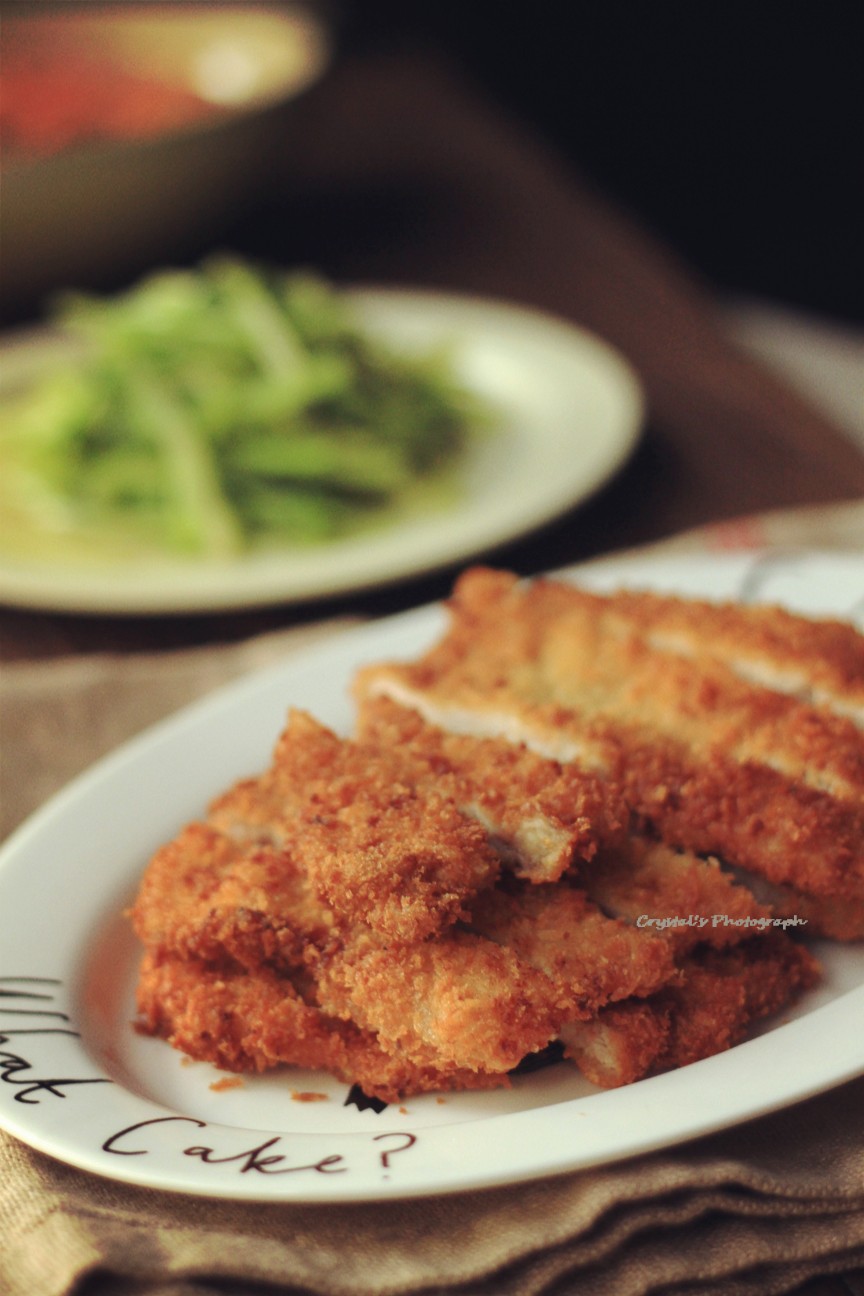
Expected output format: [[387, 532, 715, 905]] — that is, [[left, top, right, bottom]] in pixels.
[[2, 501, 864, 1296], [2, 1077, 864, 1296], [0, 617, 359, 842]]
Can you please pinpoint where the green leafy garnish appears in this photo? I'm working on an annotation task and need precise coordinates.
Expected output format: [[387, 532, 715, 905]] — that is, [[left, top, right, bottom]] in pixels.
[[0, 259, 493, 561]]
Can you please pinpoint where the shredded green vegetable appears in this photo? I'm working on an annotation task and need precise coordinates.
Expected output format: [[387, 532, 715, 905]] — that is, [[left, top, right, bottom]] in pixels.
[[0, 259, 492, 560]]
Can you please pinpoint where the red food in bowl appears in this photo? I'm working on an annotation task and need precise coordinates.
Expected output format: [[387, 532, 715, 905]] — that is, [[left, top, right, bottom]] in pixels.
[[1, 45, 223, 158]]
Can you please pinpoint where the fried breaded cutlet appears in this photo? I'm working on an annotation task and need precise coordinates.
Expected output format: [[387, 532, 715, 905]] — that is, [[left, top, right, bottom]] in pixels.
[[560, 934, 821, 1088], [130, 822, 337, 972], [209, 709, 502, 943], [591, 586, 864, 728], [131, 566, 847, 1102], [130, 714, 584, 1087], [136, 953, 511, 1104], [467, 879, 676, 1011], [578, 837, 775, 955], [356, 697, 778, 952], [355, 566, 864, 937], [311, 926, 569, 1074], [356, 693, 629, 881], [131, 711, 539, 979]]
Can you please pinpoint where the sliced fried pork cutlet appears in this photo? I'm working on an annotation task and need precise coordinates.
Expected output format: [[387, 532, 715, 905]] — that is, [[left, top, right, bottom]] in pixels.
[[560, 933, 820, 1088], [132, 715, 508, 960], [595, 587, 864, 728], [356, 694, 629, 881], [129, 566, 848, 1103], [358, 699, 783, 951], [135, 954, 509, 1105], [559, 999, 671, 1089], [208, 710, 501, 943], [129, 822, 336, 971], [617, 746, 864, 928], [730, 873, 864, 944], [656, 934, 821, 1071], [580, 837, 775, 954], [268, 710, 501, 942], [467, 879, 677, 1013], [131, 709, 502, 969], [355, 567, 864, 932], [312, 926, 565, 1075]]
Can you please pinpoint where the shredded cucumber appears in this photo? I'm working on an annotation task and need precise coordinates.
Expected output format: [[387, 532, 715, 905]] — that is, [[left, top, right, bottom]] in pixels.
[[0, 259, 492, 560]]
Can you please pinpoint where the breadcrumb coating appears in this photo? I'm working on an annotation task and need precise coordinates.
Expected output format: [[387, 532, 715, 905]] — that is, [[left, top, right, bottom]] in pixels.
[[580, 837, 775, 953], [596, 586, 864, 727], [356, 693, 629, 880], [130, 566, 851, 1101], [561, 935, 820, 1087], [129, 823, 335, 970], [312, 927, 566, 1073], [135, 954, 509, 1104], [468, 879, 677, 1012], [209, 710, 501, 943], [356, 567, 864, 923]]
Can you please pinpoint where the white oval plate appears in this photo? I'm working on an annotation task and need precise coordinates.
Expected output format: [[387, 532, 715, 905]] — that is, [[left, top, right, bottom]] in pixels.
[[0, 289, 642, 614], [1, 550, 863, 1201]]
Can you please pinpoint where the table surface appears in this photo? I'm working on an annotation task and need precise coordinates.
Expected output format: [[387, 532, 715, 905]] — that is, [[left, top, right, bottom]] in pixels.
[[2, 48, 863, 668]]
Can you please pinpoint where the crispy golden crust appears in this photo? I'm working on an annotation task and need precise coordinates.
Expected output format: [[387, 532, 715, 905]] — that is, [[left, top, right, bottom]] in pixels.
[[595, 586, 864, 727], [312, 927, 565, 1073], [268, 711, 501, 942], [559, 1000, 670, 1089], [762, 884, 864, 943], [356, 694, 629, 880], [135, 954, 508, 1104], [206, 711, 502, 944], [619, 744, 864, 910], [128, 822, 337, 970], [432, 566, 864, 732], [356, 567, 864, 916], [357, 700, 780, 950], [561, 934, 819, 1087], [656, 935, 821, 1070], [468, 879, 677, 1012]]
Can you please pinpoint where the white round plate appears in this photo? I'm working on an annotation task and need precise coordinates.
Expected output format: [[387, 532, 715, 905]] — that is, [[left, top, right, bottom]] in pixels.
[[0, 290, 642, 614], [1, 550, 863, 1201]]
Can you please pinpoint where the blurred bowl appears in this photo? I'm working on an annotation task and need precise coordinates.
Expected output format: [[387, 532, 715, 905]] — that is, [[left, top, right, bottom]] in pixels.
[[1, 3, 331, 316]]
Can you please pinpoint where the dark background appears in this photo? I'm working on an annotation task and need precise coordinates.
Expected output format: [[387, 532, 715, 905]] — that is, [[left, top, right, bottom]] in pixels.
[[334, 1, 862, 324], [2, 0, 862, 660], [3, 1, 859, 326]]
